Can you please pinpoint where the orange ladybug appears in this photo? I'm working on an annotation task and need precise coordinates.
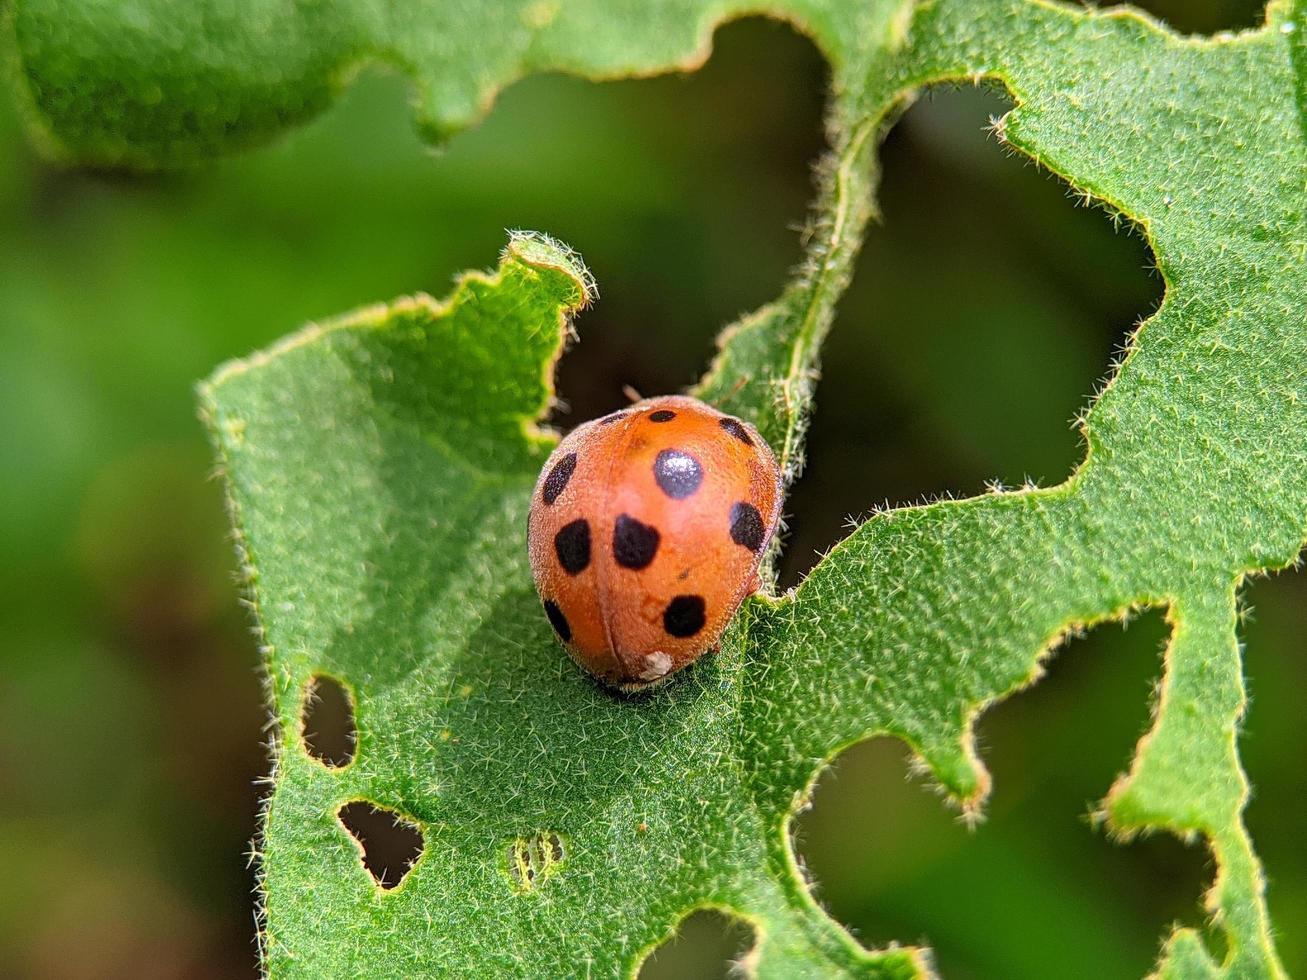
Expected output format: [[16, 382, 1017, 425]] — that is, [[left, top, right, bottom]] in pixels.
[[527, 395, 782, 691]]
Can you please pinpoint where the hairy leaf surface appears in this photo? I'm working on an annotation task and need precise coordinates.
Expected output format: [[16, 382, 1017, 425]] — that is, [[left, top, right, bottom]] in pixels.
[[14, 0, 1304, 975]]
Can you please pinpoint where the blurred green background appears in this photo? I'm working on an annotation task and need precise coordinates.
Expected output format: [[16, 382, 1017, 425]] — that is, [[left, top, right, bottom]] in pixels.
[[1, 3, 1300, 978]]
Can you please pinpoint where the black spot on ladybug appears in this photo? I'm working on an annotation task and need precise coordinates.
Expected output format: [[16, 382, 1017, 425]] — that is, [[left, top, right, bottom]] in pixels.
[[542, 452, 577, 505], [599, 411, 627, 425], [719, 417, 754, 446], [653, 449, 703, 500], [648, 410, 676, 423], [729, 502, 765, 552], [663, 595, 706, 637], [554, 519, 591, 575], [543, 599, 571, 641], [613, 514, 660, 569]]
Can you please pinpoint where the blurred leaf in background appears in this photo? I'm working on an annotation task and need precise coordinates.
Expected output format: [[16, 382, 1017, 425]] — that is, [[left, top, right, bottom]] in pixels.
[[0, 3, 1299, 978]]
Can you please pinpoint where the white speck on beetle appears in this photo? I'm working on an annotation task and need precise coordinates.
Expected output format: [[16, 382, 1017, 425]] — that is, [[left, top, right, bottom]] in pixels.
[[639, 652, 672, 680]]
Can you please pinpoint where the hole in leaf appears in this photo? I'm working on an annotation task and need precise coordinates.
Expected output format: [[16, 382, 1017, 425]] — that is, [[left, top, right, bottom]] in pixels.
[[638, 909, 757, 980], [794, 611, 1212, 978], [540, 16, 827, 424], [301, 674, 356, 768], [336, 801, 424, 890], [779, 84, 1163, 589], [506, 831, 567, 894], [1239, 568, 1307, 975], [1114, 0, 1268, 36]]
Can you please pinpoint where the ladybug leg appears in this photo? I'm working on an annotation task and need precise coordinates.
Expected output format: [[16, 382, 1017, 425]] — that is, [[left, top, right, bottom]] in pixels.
[[746, 571, 762, 595]]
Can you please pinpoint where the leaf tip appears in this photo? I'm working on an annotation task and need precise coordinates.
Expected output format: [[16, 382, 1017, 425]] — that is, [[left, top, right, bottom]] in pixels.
[[504, 229, 597, 310]]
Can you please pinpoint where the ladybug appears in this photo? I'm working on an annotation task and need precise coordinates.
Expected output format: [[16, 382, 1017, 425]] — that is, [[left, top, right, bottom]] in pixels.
[[527, 395, 782, 691]]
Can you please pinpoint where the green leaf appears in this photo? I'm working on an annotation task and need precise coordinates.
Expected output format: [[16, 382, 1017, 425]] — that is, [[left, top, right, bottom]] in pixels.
[[202, 231, 908, 977], [19, 0, 1299, 974]]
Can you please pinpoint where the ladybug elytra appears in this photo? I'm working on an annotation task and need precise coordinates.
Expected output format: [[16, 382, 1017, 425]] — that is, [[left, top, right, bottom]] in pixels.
[[527, 395, 782, 691]]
